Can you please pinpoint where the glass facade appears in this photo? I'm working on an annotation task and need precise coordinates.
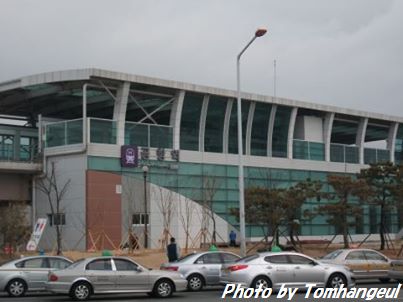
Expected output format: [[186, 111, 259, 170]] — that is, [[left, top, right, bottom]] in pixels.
[[45, 119, 83, 147], [395, 124, 403, 164], [180, 92, 204, 151], [272, 106, 292, 157], [88, 156, 400, 236], [125, 92, 173, 125], [330, 144, 359, 163], [90, 119, 116, 144], [204, 96, 227, 152], [293, 140, 325, 161], [125, 122, 172, 149], [251, 103, 271, 156], [228, 100, 250, 154], [0, 134, 14, 160], [364, 148, 390, 164]]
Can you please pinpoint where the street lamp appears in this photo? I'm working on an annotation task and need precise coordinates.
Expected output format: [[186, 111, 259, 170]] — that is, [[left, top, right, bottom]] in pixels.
[[142, 165, 149, 249], [237, 27, 267, 257]]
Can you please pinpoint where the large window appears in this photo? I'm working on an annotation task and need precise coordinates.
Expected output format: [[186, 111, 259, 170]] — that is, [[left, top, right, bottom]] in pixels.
[[180, 92, 204, 151], [228, 100, 250, 154], [395, 124, 403, 164], [251, 103, 271, 156], [272, 106, 292, 158], [204, 96, 227, 153]]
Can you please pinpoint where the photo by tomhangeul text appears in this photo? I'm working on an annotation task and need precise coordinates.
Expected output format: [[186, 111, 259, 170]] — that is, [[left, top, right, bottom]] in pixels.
[[221, 283, 402, 300]]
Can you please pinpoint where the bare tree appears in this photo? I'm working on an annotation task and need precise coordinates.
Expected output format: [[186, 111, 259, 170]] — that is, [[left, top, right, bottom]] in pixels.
[[201, 174, 221, 245], [120, 177, 140, 252], [155, 186, 175, 249], [36, 162, 70, 255], [178, 196, 195, 253]]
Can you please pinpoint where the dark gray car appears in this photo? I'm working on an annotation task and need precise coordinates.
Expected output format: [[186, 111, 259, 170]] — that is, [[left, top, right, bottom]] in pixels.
[[160, 251, 240, 291], [0, 255, 72, 297]]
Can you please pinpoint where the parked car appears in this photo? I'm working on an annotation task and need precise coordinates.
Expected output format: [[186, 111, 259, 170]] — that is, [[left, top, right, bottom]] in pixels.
[[321, 248, 392, 282], [388, 260, 403, 282], [160, 251, 240, 291], [0, 255, 73, 297], [46, 256, 187, 300], [220, 252, 355, 289]]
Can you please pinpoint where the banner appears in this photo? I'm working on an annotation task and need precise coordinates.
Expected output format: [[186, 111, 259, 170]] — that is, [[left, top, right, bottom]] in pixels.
[[26, 218, 47, 251]]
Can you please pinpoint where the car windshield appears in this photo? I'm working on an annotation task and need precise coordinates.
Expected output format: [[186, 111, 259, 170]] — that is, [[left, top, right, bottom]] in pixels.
[[236, 254, 259, 263], [322, 250, 343, 260]]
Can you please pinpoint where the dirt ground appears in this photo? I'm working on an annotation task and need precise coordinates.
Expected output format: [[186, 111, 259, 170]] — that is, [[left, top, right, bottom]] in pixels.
[[1, 241, 403, 268]]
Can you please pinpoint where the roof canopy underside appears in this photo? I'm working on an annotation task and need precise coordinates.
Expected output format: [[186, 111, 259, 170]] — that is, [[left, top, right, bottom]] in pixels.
[[0, 68, 402, 124]]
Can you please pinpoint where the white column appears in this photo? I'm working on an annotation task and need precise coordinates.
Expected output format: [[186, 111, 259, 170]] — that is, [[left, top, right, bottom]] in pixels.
[[267, 105, 277, 156], [245, 102, 255, 155], [387, 122, 399, 163], [324, 112, 335, 162], [356, 117, 368, 165], [287, 107, 298, 159], [113, 82, 131, 146], [170, 90, 185, 150], [223, 99, 233, 154], [199, 95, 209, 152]]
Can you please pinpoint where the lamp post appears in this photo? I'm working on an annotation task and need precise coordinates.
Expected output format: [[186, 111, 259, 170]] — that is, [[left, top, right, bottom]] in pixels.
[[142, 165, 149, 249], [237, 27, 267, 257]]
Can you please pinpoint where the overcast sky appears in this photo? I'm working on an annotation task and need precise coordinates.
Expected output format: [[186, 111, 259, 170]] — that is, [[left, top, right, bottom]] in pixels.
[[1, 0, 402, 116]]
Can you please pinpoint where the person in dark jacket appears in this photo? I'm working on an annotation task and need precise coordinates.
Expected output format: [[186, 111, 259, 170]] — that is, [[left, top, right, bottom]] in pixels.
[[229, 230, 237, 247], [167, 237, 180, 262]]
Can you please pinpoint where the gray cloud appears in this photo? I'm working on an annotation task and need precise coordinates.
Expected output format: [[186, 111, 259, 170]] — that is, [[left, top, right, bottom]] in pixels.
[[0, 0, 401, 116]]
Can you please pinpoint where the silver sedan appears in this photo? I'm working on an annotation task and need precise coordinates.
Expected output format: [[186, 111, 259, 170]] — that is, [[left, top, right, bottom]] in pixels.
[[160, 251, 240, 291], [220, 252, 355, 289], [0, 255, 72, 297], [46, 256, 187, 300], [321, 248, 392, 282]]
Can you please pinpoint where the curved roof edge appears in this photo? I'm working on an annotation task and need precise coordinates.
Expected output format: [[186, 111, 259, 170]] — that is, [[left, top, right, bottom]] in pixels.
[[0, 68, 402, 123]]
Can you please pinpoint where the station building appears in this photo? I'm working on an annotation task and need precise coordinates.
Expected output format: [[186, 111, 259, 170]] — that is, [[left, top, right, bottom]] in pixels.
[[0, 68, 402, 251]]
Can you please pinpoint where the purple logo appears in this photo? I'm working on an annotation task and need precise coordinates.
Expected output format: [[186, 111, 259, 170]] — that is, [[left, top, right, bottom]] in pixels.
[[121, 145, 138, 167]]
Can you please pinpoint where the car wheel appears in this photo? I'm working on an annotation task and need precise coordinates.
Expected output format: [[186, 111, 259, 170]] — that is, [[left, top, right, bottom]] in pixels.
[[70, 282, 92, 301], [187, 274, 204, 291], [153, 279, 174, 298], [251, 276, 272, 289], [327, 273, 347, 288], [6, 279, 27, 297], [379, 278, 390, 283]]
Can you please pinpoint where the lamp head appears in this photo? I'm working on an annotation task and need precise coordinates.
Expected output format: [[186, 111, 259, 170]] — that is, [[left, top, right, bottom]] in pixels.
[[255, 27, 267, 37]]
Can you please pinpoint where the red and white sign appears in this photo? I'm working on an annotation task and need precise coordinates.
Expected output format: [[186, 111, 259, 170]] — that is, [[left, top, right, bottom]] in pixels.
[[26, 218, 47, 251]]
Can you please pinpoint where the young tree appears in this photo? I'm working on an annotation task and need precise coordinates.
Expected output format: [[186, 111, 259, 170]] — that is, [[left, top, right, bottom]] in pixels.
[[201, 174, 220, 245], [0, 202, 30, 253], [282, 180, 322, 249], [313, 175, 369, 248], [178, 196, 195, 253], [155, 186, 175, 249], [243, 186, 285, 245], [36, 162, 70, 255], [358, 162, 400, 250]]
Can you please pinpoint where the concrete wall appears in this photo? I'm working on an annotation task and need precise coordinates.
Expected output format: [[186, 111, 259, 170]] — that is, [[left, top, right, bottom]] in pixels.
[[35, 154, 86, 251]]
